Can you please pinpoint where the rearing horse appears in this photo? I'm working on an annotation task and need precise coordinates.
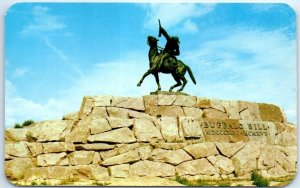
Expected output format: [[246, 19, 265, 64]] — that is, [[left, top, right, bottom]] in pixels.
[[137, 36, 196, 92]]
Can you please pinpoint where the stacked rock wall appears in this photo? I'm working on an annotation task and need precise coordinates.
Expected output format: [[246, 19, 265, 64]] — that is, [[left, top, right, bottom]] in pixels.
[[5, 94, 297, 184]]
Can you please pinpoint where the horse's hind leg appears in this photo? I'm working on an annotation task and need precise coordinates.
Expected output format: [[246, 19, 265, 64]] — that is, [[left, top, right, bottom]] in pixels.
[[177, 75, 187, 92], [169, 73, 181, 92], [154, 73, 161, 91]]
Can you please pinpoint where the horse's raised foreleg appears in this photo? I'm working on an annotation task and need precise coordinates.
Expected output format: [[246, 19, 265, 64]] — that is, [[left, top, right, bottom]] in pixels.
[[137, 67, 155, 87], [154, 73, 161, 91], [169, 73, 181, 92]]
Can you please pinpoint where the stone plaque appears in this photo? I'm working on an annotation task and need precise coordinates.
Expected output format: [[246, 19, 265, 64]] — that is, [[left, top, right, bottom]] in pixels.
[[199, 118, 272, 143]]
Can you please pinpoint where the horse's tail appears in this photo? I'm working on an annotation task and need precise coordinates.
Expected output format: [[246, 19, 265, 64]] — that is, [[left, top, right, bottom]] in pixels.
[[186, 65, 196, 84]]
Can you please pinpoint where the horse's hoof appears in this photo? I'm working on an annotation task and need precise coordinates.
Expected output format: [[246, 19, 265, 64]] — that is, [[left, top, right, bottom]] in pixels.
[[137, 82, 141, 87]]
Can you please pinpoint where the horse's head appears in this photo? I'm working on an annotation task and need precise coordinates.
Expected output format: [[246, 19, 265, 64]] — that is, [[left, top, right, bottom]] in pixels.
[[147, 36, 158, 48]]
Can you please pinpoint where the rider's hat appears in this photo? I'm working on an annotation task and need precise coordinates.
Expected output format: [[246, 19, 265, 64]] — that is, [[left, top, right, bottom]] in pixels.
[[172, 36, 180, 44]]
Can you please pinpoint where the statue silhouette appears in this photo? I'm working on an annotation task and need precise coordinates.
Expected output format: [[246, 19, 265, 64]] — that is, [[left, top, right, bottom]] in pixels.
[[137, 20, 196, 92]]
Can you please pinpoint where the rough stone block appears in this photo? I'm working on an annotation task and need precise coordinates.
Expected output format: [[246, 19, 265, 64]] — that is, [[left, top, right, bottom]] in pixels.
[[128, 110, 157, 122], [215, 141, 245, 158], [258, 145, 276, 170], [180, 117, 203, 138], [222, 101, 240, 119], [203, 108, 228, 119], [24, 166, 71, 180], [275, 122, 286, 135], [43, 142, 75, 153], [79, 96, 94, 118], [75, 143, 115, 151], [37, 152, 68, 166], [69, 151, 95, 165], [25, 165, 109, 181], [90, 107, 109, 118], [5, 128, 29, 142], [176, 158, 219, 176], [27, 120, 72, 142], [159, 117, 180, 142], [130, 160, 175, 177], [258, 103, 284, 122], [92, 152, 102, 165], [261, 163, 288, 178], [107, 117, 133, 128], [93, 95, 112, 107], [106, 107, 129, 118], [143, 95, 158, 116], [238, 101, 261, 121], [156, 106, 184, 117], [62, 112, 79, 120], [134, 119, 162, 142], [276, 146, 297, 165], [138, 143, 152, 160], [109, 164, 130, 178], [102, 149, 140, 166], [208, 155, 234, 174], [26, 142, 43, 157], [65, 119, 90, 143], [173, 95, 196, 107], [151, 142, 188, 150], [183, 107, 203, 118], [88, 127, 136, 143], [196, 98, 225, 112], [6, 142, 31, 158], [239, 109, 253, 121], [100, 143, 139, 160], [275, 148, 296, 172], [112, 96, 145, 111], [157, 94, 177, 105], [274, 123, 296, 146], [195, 98, 211, 108], [150, 148, 192, 165], [90, 118, 111, 135], [183, 142, 219, 159], [6, 158, 34, 180], [210, 99, 226, 112], [231, 141, 263, 176], [88, 165, 110, 181]]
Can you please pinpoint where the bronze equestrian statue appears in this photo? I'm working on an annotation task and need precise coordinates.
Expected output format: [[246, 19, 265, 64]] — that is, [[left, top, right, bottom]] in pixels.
[[137, 20, 196, 92]]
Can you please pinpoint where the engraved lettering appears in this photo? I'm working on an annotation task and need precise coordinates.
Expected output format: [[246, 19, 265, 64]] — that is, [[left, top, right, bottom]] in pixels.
[[248, 124, 252, 130]]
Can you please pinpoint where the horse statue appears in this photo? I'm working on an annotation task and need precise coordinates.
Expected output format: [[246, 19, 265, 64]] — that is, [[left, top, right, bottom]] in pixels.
[[137, 36, 196, 92]]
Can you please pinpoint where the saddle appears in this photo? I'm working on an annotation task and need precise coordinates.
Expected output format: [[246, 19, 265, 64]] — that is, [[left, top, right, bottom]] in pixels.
[[151, 52, 177, 71]]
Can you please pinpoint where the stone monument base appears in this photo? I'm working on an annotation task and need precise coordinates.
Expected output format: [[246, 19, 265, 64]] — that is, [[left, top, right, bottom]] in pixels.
[[5, 94, 297, 186]]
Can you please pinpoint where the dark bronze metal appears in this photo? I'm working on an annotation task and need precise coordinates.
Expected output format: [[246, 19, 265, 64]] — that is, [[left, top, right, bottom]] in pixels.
[[137, 20, 196, 92]]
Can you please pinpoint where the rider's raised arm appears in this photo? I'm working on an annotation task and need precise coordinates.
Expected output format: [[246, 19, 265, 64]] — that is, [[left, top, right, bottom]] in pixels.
[[159, 26, 171, 40]]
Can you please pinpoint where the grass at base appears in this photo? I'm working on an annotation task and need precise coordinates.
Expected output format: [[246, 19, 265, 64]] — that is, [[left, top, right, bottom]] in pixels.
[[10, 174, 296, 186], [175, 174, 296, 187], [175, 175, 232, 186]]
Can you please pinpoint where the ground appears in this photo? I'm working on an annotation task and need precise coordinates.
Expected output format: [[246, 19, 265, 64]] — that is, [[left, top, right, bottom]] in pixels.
[[10, 176, 295, 186]]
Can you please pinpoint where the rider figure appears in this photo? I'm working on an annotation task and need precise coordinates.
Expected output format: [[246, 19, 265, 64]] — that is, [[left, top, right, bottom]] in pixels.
[[157, 23, 180, 69]]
